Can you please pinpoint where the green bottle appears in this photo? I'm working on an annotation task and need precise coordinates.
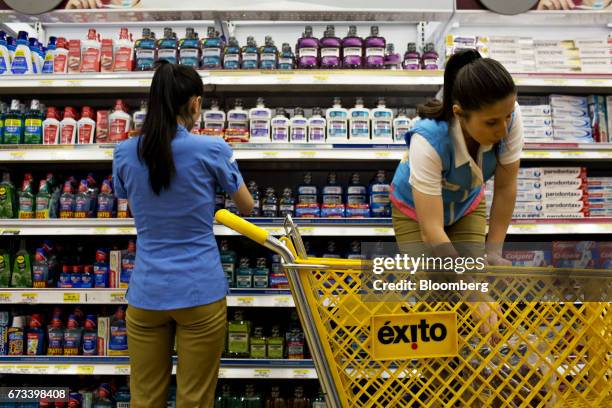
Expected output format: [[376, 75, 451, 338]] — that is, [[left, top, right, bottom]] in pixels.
[[253, 257, 269, 288], [35, 179, 52, 219], [0, 172, 16, 219], [227, 309, 250, 358], [235, 257, 253, 288], [250, 326, 267, 359], [214, 384, 241, 408], [18, 174, 34, 219], [23, 99, 43, 144], [0, 102, 7, 138], [241, 384, 263, 408], [0, 250, 11, 287], [11, 239, 32, 288], [3, 99, 23, 144], [266, 325, 284, 359], [219, 240, 236, 288]]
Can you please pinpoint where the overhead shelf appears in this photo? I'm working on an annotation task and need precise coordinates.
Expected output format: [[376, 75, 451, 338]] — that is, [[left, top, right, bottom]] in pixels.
[[452, 9, 612, 27], [0, 288, 295, 307], [0, 218, 609, 235], [0, 356, 316, 378]]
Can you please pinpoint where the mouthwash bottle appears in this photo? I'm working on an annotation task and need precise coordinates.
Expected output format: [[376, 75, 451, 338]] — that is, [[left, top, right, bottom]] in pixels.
[[227, 310, 250, 358], [120, 240, 136, 288], [215, 384, 240, 408], [279, 187, 295, 217], [421, 43, 439, 70], [241, 36, 259, 70], [35, 179, 52, 219], [59, 180, 75, 219], [226, 99, 249, 142], [271, 108, 290, 143], [134, 28, 156, 71], [109, 307, 128, 356], [312, 389, 327, 408], [248, 181, 261, 216], [42, 36, 57, 74], [266, 387, 286, 407], [348, 241, 364, 260], [0, 102, 6, 137], [250, 327, 266, 358], [0, 30, 9, 75], [320, 25, 341, 69], [289, 387, 310, 407], [241, 385, 263, 407], [269, 254, 288, 289], [0, 250, 11, 288], [94, 384, 114, 407], [253, 257, 269, 288], [342, 26, 363, 69], [0, 172, 15, 219], [29, 38, 43, 74], [10, 31, 33, 74], [384, 43, 402, 70], [296, 26, 319, 69], [308, 107, 326, 143], [236, 257, 253, 288], [6, 36, 15, 64], [259, 36, 278, 70], [82, 315, 98, 356], [403, 42, 420, 70], [223, 37, 241, 69], [18, 175, 35, 219], [393, 108, 411, 144], [278, 43, 295, 70], [371, 97, 393, 143], [201, 26, 224, 69], [179, 27, 201, 68], [286, 327, 305, 359], [23, 100, 43, 144], [349, 97, 370, 143], [262, 187, 278, 217], [321, 172, 344, 218], [203, 99, 226, 135], [267, 325, 285, 359], [290, 107, 308, 143], [326, 97, 348, 143], [219, 240, 236, 287], [225, 192, 239, 215], [3, 99, 23, 144], [346, 173, 369, 217], [369, 170, 391, 217], [365, 26, 386, 69], [298, 172, 318, 205], [157, 27, 178, 64], [248, 97, 272, 143], [215, 184, 225, 212], [323, 241, 341, 259], [74, 179, 91, 218], [115, 386, 130, 408]]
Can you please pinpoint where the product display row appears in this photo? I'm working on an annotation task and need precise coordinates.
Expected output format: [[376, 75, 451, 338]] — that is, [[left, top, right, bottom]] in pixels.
[[0, 383, 132, 408], [215, 384, 326, 408], [503, 241, 611, 268]]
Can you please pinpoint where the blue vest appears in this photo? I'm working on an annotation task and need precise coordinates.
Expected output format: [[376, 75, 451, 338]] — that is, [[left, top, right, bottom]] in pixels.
[[391, 117, 512, 226]]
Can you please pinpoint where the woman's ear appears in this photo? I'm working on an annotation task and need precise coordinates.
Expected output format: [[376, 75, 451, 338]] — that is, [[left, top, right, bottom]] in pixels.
[[191, 96, 201, 115], [452, 104, 463, 118]]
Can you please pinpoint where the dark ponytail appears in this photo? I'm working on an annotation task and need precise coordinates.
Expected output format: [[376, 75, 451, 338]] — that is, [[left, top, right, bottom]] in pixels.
[[138, 61, 204, 195], [418, 50, 516, 121]]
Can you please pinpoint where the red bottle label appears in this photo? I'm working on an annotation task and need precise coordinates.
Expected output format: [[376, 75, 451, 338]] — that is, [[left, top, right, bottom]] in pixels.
[[60, 124, 75, 144], [78, 124, 94, 144], [109, 118, 128, 142], [44, 124, 59, 144]]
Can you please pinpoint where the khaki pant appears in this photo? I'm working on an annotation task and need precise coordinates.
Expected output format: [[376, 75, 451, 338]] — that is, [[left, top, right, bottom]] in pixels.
[[127, 298, 227, 408]]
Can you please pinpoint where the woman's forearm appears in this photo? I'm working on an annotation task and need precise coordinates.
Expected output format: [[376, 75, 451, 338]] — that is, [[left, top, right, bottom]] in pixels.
[[487, 184, 517, 249]]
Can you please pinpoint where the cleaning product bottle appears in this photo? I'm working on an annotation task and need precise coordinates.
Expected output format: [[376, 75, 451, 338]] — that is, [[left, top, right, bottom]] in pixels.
[[203, 99, 226, 136], [0, 172, 15, 219], [113, 27, 134, 72], [0, 31, 10, 75], [18, 175, 34, 219], [108, 99, 131, 142], [179, 27, 200, 68], [290, 107, 308, 143], [26, 314, 44, 355], [369, 170, 391, 217], [109, 307, 128, 356], [271, 108, 290, 143], [227, 309, 250, 358], [59, 106, 77, 144], [32, 248, 50, 288], [59, 181, 75, 218], [248, 181, 261, 216], [134, 28, 156, 71], [201, 26, 224, 69], [349, 97, 370, 143], [342, 26, 363, 69], [46, 316, 64, 355], [3, 99, 23, 144], [42, 36, 57, 74], [226, 99, 249, 142], [393, 108, 411, 143], [235, 257, 253, 288], [82, 315, 98, 356], [262, 187, 278, 218], [402, 43, 420, 70], [248, 97, 272, 143], [279, 187, 295, 217], [223, 37, 241, 70], [219, 240, 236, 287], [23, 99, 43, 144], [320, 25, 341, 69], [132, 100, 147, 135], [308, 107, 326, 143], [43, 107, 60, 144], [120, 240, 136, 288], [266, 386, 286, 407], [10, 31, 33, 74], [365, 26, 386, 69], [259, 36, 278, 70], [11, 240, 32, 287], [371, 97, 393, 143], [35, 179, 52, 219], [326, 98, 349, 143], [0, 250, 11, 286], [384, 43, 402, 70], [53, 37, 69, 73], [156, 27, 178, 64], [63, 315, 83, 355], [321, 172, 344, 218], [250, 327, 267, 359], [77, 106, 96, 144], [296, 26, 319, 69], [278, 43, 295, 70], [421, 43, 439, 70], [7, 315, 24, 355], [94, 384, 115, 407], [80, 28, 101, 72], [241, 36, 259, 69], [253, 257, 269, 288], [29, 38, 43, 74]]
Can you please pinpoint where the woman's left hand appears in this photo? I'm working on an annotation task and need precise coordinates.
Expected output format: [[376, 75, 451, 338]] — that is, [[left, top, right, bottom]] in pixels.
[[486, 251, 512, 266]]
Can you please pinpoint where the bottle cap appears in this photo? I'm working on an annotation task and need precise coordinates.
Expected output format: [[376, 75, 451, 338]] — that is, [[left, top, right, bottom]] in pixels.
[[63, 107, 77, 120], [87, 28, 97, 40], [80, 106, 94, 119], [56, 37, 68, 49]]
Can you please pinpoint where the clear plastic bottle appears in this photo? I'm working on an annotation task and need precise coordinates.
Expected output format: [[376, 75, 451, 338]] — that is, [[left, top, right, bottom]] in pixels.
[[241, 36, 259, 70], [308, 107, 326, 144], [322, 172, 343, 207], [265, 386, 287, 408], [370, 97, 394, 143], [288, 387, 310, 408], [279, 187, 295, 217], [203, 99, 226, 137], [364, 26, 386, 69], [80, 28, 101, 73], [223, 37, 241, 70], [296, 26, 319, 69], [259, 36, 278, 70], [348, 97, 370, 143], [253, 257, 269, 288], [236, 257, 253, 288], [403, 42, 420, 70], [384, 43, 402, 70], [278, 43, 295, 70], [342, 26, 363, 69], [369, 170, 391, 217], [132, 100, 147, 135], [311, 389, 327, 408], [290, 107, 308, 143], [319, 25, 341, 69], [113, 27, 134, 72], [326, 98, 348, 142], [226, 99, 249, 142], [201, 26, 224, 69], [219, 240, 236, 287], [267, 325, 285, 359], [271, 108, 290, 143], [298, 172, 318, 205], [242, 384, 263, 408], [250, 327, 267, 359], [249, 97, 272, 143]]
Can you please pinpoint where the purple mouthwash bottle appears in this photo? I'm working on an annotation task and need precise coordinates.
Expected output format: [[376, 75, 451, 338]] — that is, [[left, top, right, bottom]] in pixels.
[[319, 25, 341, 69], [384, 43, 402, 70], [342, 25, 363, 69], [364, 26, 386, 69], [402, 42, 420, 70], [421, 42, 439, 70], [296, 26, 319, 69]]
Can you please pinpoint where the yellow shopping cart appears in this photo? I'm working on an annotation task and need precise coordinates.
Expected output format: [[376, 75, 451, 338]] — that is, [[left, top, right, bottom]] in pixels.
[[215, 210, 611, 408]]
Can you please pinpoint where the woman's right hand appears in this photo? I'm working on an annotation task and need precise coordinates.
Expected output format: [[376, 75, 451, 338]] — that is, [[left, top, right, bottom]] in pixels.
[[474, 302, 504, 346], [537, 0, 576, 10], [65, 0, 101, 9]]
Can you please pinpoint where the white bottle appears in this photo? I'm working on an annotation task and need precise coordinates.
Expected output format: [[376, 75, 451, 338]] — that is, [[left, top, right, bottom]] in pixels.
[[42, 36, 58, 74], [60, 107, 78, 144], [393, 108, 412, 144], [132, 100, 147, 135], [80, 28, 101, 72], [349, 97, 371, 143], [227, 99, 249, 130], [113, 27, 134, 72], [308, 107, 327, 144], [108, 99, 131, 142], [248, 97, 272, 143], [0, 31, 11, 75], [271, 108, 290, 143], [290, 107, 308, 143], [77, 106, 97, 144], [371, 97, 394, 144], [31, 39, 43, 74], [203, 99, 226, 136], [43, 106, 61, 145], [325, 97, 348, 143], [10, 31, 33, 75], [53, 37, 69, 74]]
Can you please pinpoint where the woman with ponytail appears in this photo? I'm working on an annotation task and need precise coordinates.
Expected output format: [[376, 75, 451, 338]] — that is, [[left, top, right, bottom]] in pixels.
[[112, 62, 253, 407]]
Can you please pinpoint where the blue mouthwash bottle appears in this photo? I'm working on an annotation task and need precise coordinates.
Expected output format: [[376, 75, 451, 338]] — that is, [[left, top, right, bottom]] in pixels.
[[202, 26, 224, 69], [241, 36, 259, 69], [223, 37, 241, 70], [134, 28, 156, 71], [259, 36, 278, 70]]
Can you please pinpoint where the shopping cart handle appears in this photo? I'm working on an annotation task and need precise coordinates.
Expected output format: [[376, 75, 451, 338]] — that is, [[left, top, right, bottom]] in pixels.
[[215, 209, 269, 245]]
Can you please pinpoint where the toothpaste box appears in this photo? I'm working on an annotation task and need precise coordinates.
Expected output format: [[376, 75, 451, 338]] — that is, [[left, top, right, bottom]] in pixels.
[[110, 250, 121, 289], [519, 96, 550, 106], [446, 35, 489, 47], [575, 39, 609, 48], [542, 200, 588, 213], [590, 210, 612, 217], [523, 128, 554, 139], [515, 190, 543, 202], [513, 212, 543, 219], [516, 180, 544, 190], [588, 191, 612, 199], [534, 40, 576, 49], [550, 95, 589, 109], [514, 202, 544, 213], [523, 117, 553, 127], [553, 241, 597, 269], [101, 38, 114, 73], [0, 311, 8, 355], [489, 36, 518, 46], [551, 118, 591, 128], [541, 212, 587, 219], [96, 110, 110, 143], [588, 197, 612, 204], [607, 96, 612, 142], [97, 316, 110, 356], [581, 58, 612, 73], [295, 203, 321, 218], [596, 242, 612, 269], [552, 107, 590, 118], [503, 250, 552, 267], [542, 189, 586, 201], [542, 179, 587, 191], [553, 128, 594, 140], [68, 39, 81, 73], [520, 105, 552, 116], [519, 167, 587, 180]]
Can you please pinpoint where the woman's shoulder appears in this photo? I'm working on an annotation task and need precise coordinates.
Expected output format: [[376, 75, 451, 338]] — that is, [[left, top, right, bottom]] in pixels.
[[114, 136, 140, 160]]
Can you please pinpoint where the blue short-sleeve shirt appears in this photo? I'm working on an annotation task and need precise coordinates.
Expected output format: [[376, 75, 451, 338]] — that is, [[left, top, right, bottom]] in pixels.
[[112, 125, 244, 310]]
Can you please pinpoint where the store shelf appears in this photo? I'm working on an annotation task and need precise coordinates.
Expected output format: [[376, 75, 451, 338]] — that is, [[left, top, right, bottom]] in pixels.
[[1, 71, 610, 94], [453, 9, 612, 27], [0, 356, 316, 378], [0, 288, 295, 307]]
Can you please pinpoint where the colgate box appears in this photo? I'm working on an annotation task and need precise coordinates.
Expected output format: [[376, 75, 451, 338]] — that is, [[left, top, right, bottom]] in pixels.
[[96, 110, 110, 144], [597, 242, 612, 269], [553, 241, 597, 269], [68, 39, 81, 73], [503, 250, 552, 267], [101, 38, 114, 73]]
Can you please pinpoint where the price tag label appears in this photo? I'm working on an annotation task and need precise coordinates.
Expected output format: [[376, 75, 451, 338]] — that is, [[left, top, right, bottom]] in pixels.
[[265, 227, 282, 235], [76, 365, 94, 375], [523, 151, 551, 158], [21, 293, 38, 303], [236, 297, 254, 307], [0, 365, 15, 374], [110, 292, 126, 303], [375, 151, 391, 158], [292, 369, 311, 378], [67, 79, 82, 87], [118, 227, 135, 234], [511, 224, 537, 231], [0, 292, 12, 302], [218, 368, 228, 378], [299, 227, 313, 235], [275, 75, 292, 82], [586, 79, 608, 85], [32, 365, 49, 375], [273, 296, 292, 307], [103, 149, 114, 159], [562, 151, 585, 157], [9, 151, 25, 160], [38, 79, 54, 86], [262, 151, 278, 158], [374, 228, 392, 235], [313, 74, 329, 82], [15, 365, 33, 374], [114, 365, 130, 375], [253, 368, 271, 378], [1, 229, 20, 236], [54, 365, 71, 374], [138, 79, 150, 86], [94, 228, 110, 235], [544, 78, 567, 86], [299, 151, 317, 158], [63, 293, 81, 303]]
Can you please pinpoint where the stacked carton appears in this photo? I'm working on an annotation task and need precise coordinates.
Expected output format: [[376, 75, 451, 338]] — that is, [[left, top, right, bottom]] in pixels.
[[550, 95, 594, 143], [587, 177, 612, 218], [489, 36, 536, 73], [520, 103, 554, 143]]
